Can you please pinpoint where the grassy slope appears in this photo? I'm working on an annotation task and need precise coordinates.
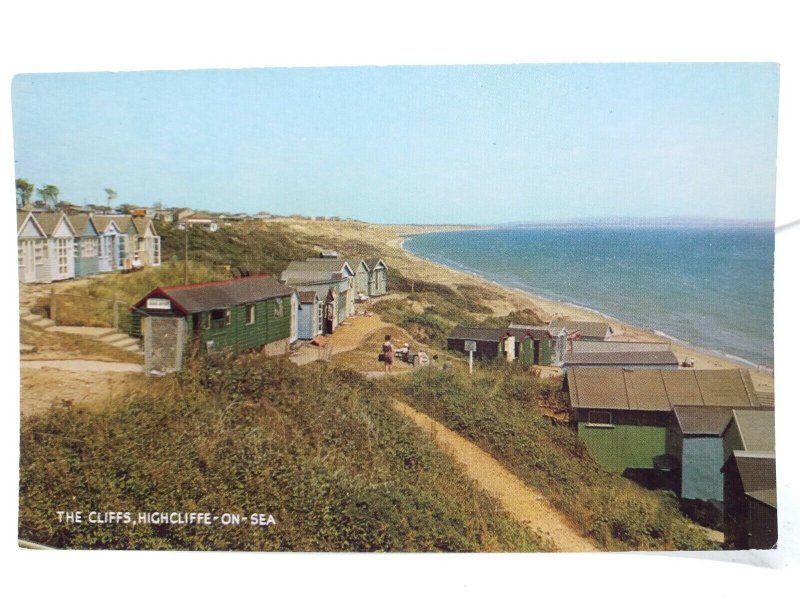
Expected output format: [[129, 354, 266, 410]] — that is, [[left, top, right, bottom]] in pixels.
[[388, 365, 719, 551], [19, 355, 547, 551]]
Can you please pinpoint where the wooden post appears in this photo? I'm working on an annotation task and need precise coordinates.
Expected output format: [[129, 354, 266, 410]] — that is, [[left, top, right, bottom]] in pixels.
[[411, 280, 415, 294], [50, 289, 57, 324], [112, 295, 119, 330], [184, 227, 189, 285], [469, 349, 473, 375]]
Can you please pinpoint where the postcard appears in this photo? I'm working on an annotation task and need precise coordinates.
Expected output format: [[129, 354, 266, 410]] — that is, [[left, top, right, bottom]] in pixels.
[[14, 64, 778, 553]]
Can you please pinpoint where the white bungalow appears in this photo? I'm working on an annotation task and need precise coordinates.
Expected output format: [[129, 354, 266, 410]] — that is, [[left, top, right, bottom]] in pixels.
[[90, 215, 124, 272], [33, 212, 77, 282], [17, 211, 47, 283], [114, 215, 161, 268]]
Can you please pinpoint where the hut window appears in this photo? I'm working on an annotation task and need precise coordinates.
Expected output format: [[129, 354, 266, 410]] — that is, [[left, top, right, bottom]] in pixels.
[[245, 304, 256, 325], [274, 298, 284, 318], [588, 411, 613, 427], [209, 308, 230, 329]]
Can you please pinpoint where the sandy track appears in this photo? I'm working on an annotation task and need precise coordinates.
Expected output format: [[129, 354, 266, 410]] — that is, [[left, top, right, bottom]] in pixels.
[[20, 360, 143, 373], [391, 399, 597, 553]]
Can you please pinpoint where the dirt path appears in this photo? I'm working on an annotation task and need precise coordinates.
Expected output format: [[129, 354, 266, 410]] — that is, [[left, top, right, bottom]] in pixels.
[[392, 400, 597, 553], [20, 360, 143, 373]]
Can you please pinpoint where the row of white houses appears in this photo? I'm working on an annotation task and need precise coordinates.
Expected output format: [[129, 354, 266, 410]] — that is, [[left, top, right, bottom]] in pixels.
[[17, 210, 161, 284]]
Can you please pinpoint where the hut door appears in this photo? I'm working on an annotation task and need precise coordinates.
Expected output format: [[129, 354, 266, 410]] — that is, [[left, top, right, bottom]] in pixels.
[[24, 241, 36, 281]]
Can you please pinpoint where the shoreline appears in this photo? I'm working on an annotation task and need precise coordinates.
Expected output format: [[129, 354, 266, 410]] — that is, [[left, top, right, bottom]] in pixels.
[[393, 230, 774, 392]]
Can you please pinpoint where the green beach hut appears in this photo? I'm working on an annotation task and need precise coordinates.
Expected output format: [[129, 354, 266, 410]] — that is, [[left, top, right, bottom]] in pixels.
[[564, 367, 761, 474], [132, 275, 296, 372]]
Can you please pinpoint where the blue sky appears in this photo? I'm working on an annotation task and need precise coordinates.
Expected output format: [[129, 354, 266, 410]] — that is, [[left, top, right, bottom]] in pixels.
[[12, 64, 779, 224]]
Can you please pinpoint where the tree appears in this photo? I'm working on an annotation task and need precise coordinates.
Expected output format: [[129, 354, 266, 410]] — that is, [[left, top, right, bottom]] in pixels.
[[104, 188, 118, 206], [16, 178, 34, 208], [36, 185, 60, 209]]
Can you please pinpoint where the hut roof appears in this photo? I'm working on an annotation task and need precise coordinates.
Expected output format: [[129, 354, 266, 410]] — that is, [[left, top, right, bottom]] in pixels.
[[67, 214, 99, 236], [33, 212, 75, 236], [726, 451, 777, 509], [508, 324, 551, 340], [566, 367, 760, 412], [90, 216, 122, 233], [729, 410, 775, 452], [549, 320, 611, 338], [135, 275, 293, 315], [298, 291, 319, 304], [563, 350, 679, 367], [282, 260, 353, 284], [365, 257, 386, 270], [448, 326, 507, 343], [673, 406, 765, 436], [569, 340, 670, 353]]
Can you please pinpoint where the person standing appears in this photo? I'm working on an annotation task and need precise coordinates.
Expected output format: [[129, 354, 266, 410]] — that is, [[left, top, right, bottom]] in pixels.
[[382, 334, 395, 373]]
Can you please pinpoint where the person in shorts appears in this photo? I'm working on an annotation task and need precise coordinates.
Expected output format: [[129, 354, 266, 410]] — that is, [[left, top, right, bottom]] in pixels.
[[382, 334, 395, 373]]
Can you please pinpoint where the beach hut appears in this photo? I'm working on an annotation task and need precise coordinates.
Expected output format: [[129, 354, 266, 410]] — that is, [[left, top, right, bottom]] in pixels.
[[507, 324, 556, 366], [130, 217, 162, 267], [17, 211, 47, 283], [447, 326, 514, 361], [561, 341, 679, 369], [549, 319, 613, 341], [296, 291, 323, 339], [281, 259, 355, 323], [35, 212, 77, 282], [720, 411, 777, 549], [91, 216, 124, 272], [67, 214, 101, 277], [666, 406, 771, 504], [347, 258, 370, 296], [366, 258, 388, 296], [132, 275, 296, 371], [564, 367, 761, 473]]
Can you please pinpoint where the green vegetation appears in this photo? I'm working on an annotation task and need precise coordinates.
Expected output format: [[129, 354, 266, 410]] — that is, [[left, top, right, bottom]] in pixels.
[[159, 221, 315, 278], [19, 355, 547, 551], [390, 365, 719, 551]]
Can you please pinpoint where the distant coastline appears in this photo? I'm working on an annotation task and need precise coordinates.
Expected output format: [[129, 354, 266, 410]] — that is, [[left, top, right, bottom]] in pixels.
[[399, 226, 774, 373]]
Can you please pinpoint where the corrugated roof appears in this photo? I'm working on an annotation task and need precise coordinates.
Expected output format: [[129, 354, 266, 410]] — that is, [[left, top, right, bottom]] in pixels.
[[731, 410, 775, 452], [563, 350, 678, 367], [567, 367, 760, 412], [137, 275, 294, 314], [756, 390, 775, 407], [570, 340, 670, 353], [729, 451, 777, 508], [549, 320, 611, 338], [448, 326, 506, 343]]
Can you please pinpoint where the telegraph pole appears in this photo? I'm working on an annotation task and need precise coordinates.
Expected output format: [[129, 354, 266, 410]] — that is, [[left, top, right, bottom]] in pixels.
[[184, 226, 189, 285]]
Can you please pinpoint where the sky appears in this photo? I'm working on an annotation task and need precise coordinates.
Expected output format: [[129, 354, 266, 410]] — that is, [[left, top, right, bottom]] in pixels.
[[11, 64, 779, 224]]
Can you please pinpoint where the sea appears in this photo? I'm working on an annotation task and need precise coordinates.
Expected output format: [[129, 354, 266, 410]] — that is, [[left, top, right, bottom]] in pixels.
[[403, 226, 774, 369]]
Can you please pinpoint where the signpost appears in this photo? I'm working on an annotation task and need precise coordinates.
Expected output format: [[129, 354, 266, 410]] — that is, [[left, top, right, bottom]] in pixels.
[[464, 340, 476, 374]]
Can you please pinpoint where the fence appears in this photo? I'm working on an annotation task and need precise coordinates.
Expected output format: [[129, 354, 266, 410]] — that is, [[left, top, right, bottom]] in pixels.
[[35, 290, 144, 337]]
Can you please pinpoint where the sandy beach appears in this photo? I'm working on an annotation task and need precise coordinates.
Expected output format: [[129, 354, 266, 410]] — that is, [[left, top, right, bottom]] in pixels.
[[274, 218, 774, 394]]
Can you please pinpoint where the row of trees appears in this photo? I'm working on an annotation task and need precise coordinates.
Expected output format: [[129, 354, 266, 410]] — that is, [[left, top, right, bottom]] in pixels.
[[15, 178, 118, 209]]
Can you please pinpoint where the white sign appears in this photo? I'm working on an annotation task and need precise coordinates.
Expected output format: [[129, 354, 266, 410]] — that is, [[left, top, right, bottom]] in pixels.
[[146, 298, 172, 310], [464, 340, 477, 352]]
